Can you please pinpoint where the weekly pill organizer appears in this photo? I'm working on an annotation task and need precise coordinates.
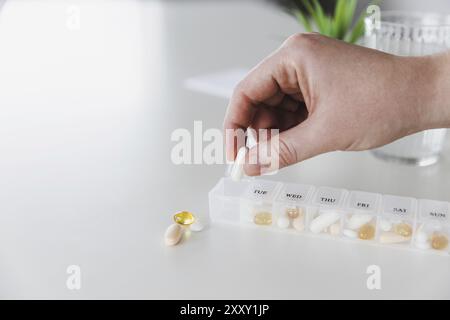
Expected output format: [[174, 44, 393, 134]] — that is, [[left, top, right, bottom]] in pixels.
[[208, 177, 450, 255]]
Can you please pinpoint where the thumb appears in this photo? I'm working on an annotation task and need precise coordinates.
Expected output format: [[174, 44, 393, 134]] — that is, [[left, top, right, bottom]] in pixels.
[[244, 121, 331, 176]]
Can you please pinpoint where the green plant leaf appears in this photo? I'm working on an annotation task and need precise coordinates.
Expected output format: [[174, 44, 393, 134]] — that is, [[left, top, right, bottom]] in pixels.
[[291, 0, 383, 43], [347, 0, 382, 43], [342, 0, 358, 38], [311, 0, 329, 35], [333, 0, 353, 39], [300, 0, 323, 33], [347, 7, 367, 43], [323, 15, 333, 37], [299, 0, 315, 20], [292, 8, 313, 32]]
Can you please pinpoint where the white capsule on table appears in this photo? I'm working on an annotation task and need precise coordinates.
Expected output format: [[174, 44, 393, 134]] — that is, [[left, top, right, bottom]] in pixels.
[[379, 219, 393, 232], [292, 217, 305, 231], [309, 212, 340, 234], [277, 215, 290, 229], [190, 220, 205, 232], [329, 223, 341, 236], [231, 147, 247, 182], [343, 229, 358, 239], [379, 232, 409, 244], [164, 223, 185, 246], [347, 214, 373, 230]]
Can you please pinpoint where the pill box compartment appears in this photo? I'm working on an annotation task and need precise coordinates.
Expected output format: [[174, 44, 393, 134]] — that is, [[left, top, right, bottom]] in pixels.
[[308, 187, 348, 237], [414, 199, 450, 253], [272, 183, 315, 232], [209, 177, 249, 224], [209, 178, 449, 255], [342, 191, 381, 242], [378, 195, 417, 247], [240, 180, 281, 227]]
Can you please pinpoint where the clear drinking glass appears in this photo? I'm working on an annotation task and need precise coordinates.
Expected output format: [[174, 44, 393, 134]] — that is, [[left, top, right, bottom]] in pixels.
[[364, 12, 450, 166]]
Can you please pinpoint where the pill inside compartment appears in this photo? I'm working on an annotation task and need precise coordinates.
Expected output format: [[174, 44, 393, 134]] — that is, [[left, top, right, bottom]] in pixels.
[[273, 183, 315, 232], [240, 180, 281, 227], [308, 187, 348, 236], [343, 191, 381, 241], [377, 195, 417, 246], [414, 199, 450, 252]]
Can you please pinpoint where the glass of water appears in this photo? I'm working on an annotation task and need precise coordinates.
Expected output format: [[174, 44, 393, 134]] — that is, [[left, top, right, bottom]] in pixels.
[[364, 11, 450, 166]]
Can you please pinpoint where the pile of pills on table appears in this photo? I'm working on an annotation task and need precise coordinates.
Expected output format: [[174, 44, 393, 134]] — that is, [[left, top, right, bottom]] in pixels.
[[164, 211, 204, 246]]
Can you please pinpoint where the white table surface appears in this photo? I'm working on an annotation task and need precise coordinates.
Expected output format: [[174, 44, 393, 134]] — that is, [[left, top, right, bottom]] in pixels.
[[0, 0, 449, 299]]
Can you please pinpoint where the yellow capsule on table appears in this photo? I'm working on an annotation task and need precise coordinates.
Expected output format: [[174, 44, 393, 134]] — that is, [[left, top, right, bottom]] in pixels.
[[286, 207, 302, 220], [358, 224, 375, 240], [254, 212, 272, 226], [393, 222, 412, 238], [431, 233, 448, 250], [173, 211, 196, 226]]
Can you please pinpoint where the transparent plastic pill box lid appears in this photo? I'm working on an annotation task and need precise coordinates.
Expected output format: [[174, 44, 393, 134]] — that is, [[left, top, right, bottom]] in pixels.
[[209, 177, 450, 255]]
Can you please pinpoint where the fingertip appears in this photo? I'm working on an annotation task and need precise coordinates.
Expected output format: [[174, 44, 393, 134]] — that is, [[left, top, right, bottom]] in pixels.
[[224, 125, 247, 162], [226, 145, 237, 162], [244, 163, 262, 177], [243, 145, 259, 176]]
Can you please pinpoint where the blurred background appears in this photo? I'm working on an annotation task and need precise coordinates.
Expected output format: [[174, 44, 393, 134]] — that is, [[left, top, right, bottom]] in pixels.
[[270, 0, 450, 12]]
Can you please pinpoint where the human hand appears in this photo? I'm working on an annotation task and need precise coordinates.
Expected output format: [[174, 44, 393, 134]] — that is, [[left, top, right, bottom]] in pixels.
[[224, 33, 445, 175]]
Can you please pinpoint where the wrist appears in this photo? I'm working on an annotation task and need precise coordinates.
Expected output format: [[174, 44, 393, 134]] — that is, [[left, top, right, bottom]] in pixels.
[[415, 53, 450, 130]]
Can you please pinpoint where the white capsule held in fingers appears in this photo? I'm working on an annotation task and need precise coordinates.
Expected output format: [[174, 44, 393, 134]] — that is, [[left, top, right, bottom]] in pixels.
[[309, 212, 340, 234], [343, 229, 358, 239], [164, 223, 185, 246], [246, 128, 258, 149], [231, 147, 247, 182], [277, 216, 290, 229], [347, 214, 373, 230]]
